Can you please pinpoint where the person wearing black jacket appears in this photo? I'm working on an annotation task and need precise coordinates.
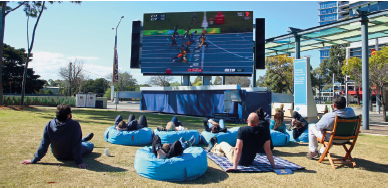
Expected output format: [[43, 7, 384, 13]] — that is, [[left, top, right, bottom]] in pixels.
[[151, 135, 196, 159], [20, 104, 94, 169], [203, 118, 227, 133], [255, 107, 274, 153], [290, 111, 309, 139]]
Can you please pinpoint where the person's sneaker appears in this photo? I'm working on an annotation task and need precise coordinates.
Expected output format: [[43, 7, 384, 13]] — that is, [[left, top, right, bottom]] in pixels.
[[82, 133, 94, 142], [207, 136, 218, 152], [157, 126, 166, 131], [179, 137, 185, 143], [306, 151, 319, 160], [188, 135, 196, 147]]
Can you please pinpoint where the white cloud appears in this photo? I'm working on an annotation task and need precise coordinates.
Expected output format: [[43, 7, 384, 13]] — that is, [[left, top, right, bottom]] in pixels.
[[67, 56, 100, 61]]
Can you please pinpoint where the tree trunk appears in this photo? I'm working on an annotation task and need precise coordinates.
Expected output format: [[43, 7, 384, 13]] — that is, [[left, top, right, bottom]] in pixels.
[[382, 86, 387, 122], [20, 2, 45, 105], [318, 87, 321, 104]]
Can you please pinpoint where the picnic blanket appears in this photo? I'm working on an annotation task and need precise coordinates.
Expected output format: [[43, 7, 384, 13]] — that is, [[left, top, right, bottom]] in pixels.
[[207, 153, 304, 172]]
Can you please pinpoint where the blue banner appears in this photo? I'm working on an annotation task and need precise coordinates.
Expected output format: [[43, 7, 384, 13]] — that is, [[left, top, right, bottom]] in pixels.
[[294, 59, 307, 105], [114, 45, 118, 82]]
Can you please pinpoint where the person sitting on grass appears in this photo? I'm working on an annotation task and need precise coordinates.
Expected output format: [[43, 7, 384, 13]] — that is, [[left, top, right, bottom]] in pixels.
[[157, 117, 188, 131], [270, 110, 287, 134], [152, 135, 196, 159], [289, 111, 308, 139], [20, 104, 94, 169], [203, 118, 227, 133], [208, 113, 282, 171], [114, 114, 148, 131]]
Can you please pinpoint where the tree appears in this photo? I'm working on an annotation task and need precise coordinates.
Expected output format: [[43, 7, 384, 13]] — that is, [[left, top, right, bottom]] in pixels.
[[263, 54, 294, 93], [135, 84, 151, 91], [255, 75, 266, 87], [320, 43, 349, 84], [213, 76, 222, 85], [58, 59, 87, 96], [47, 79, 61, 87], [148, 76, 173, 87], [81, 78, 109, 97], [342, 57, 362, 105], [170, 81, 180, 87], [311, 67, 328, 103], [193, 81, 203, 86], [369, 46, 388, 121], [3, 1, 82, 104], [114, 71, 137, 91], [192, 76, 202, 86], [2, 43, 44, 94], [225, 76, 251, 87]]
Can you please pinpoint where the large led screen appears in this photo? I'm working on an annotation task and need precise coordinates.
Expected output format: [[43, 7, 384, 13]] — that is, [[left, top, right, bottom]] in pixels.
[[141, 11, 253, 75]]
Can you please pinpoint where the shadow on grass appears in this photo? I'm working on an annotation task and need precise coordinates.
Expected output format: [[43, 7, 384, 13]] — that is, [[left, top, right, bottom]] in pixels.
[[272, 150, 307, 157], [36, 153, 127, 173], [172, 167, 229, 184], [316, 155, 388, 173]]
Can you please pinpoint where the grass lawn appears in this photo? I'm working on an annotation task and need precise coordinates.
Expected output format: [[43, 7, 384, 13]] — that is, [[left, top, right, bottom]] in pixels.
[[0, 107, 388, 188]]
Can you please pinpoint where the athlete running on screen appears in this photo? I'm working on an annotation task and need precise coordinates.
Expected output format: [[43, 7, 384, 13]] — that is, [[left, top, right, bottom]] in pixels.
[[182, 27, 191, 39], [195, 33, 208, 50], [168, 34, 177, 48], [183, 31, 197, 46], [171, 47, 191, 67], [173, 25, 179, 37]]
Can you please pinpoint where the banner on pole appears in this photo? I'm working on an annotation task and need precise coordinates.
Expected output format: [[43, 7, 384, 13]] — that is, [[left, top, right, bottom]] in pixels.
[[114, 45, 119, 82]]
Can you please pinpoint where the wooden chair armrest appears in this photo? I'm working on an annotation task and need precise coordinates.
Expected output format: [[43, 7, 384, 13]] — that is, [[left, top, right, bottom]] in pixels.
[[319, 130, 331, 143]]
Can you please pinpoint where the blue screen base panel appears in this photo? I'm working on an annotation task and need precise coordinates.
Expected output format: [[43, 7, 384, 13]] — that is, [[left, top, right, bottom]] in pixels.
[[140, 90, 271, 121]]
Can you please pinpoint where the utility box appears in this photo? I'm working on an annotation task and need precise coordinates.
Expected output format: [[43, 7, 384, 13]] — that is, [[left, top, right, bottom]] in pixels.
[[86, 93, 96, 108], [76, 94, 87, 108]]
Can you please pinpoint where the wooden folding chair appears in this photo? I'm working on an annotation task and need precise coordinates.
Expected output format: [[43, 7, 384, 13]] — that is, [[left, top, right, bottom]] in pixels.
[[317, 115, 362, 169]]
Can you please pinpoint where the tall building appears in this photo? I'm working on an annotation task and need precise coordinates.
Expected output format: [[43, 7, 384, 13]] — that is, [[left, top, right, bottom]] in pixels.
[[318, 1, 388, 63]]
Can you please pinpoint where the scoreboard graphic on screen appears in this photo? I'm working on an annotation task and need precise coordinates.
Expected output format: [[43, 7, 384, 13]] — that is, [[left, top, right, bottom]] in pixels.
[[141, 11, 253, 76]]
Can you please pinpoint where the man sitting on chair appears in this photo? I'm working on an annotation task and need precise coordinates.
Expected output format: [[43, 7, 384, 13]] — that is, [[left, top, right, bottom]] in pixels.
[[209, 113, 282, 171], [306, 96, 356, 159]]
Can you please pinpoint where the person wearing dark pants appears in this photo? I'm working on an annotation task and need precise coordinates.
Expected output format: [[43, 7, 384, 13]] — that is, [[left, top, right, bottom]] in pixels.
[[151, 135, 196, 159], [290, 111, 309, 139], [20, 104, 94, 169], [203, 118, 227, 133], [114, 114, 148, 131]]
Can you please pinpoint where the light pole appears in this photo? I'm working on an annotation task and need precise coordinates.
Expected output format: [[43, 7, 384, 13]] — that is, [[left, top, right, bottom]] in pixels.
[[111, 16, 124, 102]]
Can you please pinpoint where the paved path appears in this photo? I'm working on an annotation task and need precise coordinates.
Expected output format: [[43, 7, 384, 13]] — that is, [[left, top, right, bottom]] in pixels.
[[107, 101, 388, 136]]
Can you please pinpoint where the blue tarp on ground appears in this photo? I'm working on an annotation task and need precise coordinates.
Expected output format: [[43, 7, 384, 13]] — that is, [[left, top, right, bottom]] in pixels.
[[140, 90, 271, 119]]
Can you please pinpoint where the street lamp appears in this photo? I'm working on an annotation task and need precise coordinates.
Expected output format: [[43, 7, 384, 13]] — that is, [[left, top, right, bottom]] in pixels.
[[111, 16, 124, 102]]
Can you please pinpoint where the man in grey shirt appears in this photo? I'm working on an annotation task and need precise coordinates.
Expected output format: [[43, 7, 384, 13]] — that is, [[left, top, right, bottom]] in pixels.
[[306, 96, 356, 159]]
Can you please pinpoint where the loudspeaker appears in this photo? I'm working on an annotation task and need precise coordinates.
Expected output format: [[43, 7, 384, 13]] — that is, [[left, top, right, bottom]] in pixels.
[[255, 18, 265, 69], [130, 21, 141, 68]]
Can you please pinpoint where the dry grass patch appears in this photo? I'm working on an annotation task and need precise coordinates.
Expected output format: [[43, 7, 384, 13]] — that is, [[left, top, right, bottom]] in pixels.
[[0, 107, 388, 188]]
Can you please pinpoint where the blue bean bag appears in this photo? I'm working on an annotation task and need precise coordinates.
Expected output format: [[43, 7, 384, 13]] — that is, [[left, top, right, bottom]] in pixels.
[[153, 129, 200, 145], [287, 126, 311, 143], [134, 146, 207, 181], [200, 127, 240, 147], [270, 130, 290, 146], [104, 126, 152, 146]]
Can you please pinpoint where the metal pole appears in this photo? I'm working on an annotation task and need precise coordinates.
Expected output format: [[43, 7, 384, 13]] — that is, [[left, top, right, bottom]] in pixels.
[[0, 2, 6, 106], [375, 38, 380, 114], [345, 75, 348, 107], [294, 34, 300, 96], [111, 16, 124, 102], [68, 62, 71, 96], [222, 76, 225, 85], [361, 16, 369, 130], [252, 64, 256, 87]]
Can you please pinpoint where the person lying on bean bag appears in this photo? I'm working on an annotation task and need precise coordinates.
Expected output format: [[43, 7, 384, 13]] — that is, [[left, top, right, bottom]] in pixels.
[[114, 114, 148, 131], [152, 135, 196, 159], [157, 117, 188, 131], [203, 118, 227, 133]]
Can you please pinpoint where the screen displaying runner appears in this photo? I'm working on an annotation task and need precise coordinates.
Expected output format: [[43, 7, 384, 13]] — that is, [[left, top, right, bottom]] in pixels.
[[141, 11, 254, 76]]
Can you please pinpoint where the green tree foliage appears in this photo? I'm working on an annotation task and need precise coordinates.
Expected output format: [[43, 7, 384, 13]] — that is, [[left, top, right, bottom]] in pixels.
[[258, 55, 293, 93], [170, 81, 181, 87], [213, 76, 222, 85], [225, 76, 250, 87], [320, 43, 349, 84], [148, 76, 172, 87], [311, 67, 328, 103], [193, 81, 203, 86], [115, 71, 137, 91], [192, 76, 202, 86], [342, 57, 362, 105], [81, 78, 109, 97], [2, 43, 44, 94]]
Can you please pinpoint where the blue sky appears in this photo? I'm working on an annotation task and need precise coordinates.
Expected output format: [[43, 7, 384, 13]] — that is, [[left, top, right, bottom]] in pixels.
[[4, 1, 320, 85]]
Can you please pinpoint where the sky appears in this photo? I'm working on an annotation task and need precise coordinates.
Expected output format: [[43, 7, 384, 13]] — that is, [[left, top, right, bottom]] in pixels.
[[4, 0, 321, 85]]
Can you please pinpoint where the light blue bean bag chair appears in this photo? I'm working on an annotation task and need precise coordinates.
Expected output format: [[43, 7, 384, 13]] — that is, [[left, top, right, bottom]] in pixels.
[[104, 126, 152, 146], [153, 129, 200, 145], [270, 130, 290, 146], [287, 125, 311, 143], [134, 146, 207, 181], [200, 127, 240, 147]]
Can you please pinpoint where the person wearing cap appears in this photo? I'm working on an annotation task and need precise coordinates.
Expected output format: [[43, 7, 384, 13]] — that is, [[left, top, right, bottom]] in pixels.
[[20, 104, 94, 169]]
